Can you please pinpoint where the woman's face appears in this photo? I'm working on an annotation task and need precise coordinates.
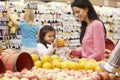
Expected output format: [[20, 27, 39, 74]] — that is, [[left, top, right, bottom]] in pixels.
[[72, 6, 88, 22], [44, 31, 55, 44]]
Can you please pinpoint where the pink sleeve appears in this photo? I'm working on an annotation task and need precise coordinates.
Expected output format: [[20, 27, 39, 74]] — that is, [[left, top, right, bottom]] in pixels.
[[87, 21, 105, 61]]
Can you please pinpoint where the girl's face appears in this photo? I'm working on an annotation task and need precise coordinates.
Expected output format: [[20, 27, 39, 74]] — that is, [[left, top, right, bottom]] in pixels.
[[44, 31, 55, 44], [72, 6, 88, 22]]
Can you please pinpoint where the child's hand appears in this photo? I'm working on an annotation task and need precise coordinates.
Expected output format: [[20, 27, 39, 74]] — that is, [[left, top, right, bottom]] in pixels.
[[52, 39, 58, 47]]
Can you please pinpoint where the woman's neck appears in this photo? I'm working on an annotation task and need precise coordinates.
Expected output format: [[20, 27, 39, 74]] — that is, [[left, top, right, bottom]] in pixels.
[[86, 19, 94, 26]]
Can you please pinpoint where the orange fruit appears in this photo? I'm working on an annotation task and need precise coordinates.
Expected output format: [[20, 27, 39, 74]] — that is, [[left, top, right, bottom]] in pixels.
[[34, 60, 42, 68], [31, 54, 39, 62], [42, 62, 52, 69]]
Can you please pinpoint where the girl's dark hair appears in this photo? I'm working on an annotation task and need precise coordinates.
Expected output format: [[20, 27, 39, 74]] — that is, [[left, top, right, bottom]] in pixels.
[[71, 0, 106, 44], [38, 25, 56, 48]]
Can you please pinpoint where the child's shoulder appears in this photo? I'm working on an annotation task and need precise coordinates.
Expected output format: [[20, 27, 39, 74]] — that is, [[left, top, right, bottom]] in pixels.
[[37, 43, 45, 47]]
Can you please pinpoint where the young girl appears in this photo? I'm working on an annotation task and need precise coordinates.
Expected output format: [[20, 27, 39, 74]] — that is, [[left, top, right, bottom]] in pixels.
[[37, 25, 58, 59], [37, 25, 74, 61]]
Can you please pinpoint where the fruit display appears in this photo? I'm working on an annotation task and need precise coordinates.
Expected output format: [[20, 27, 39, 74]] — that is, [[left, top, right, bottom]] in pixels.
[[31, 55, 106, 71], [0, 68, 116, 80], [0, 53, 118, 80]]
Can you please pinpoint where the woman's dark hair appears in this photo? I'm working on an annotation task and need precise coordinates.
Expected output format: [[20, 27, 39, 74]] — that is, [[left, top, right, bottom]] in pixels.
[[71, 0, 106, 44], [38, 25, 56, 48]]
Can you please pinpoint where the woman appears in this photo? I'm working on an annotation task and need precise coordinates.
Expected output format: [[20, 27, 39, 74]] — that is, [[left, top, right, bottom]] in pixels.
[[6, 6, 40, 54], [71, 0, 106, 61]]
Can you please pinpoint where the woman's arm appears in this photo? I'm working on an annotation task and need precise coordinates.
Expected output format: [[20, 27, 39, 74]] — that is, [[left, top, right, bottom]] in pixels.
[[5, 6, 18, 28]]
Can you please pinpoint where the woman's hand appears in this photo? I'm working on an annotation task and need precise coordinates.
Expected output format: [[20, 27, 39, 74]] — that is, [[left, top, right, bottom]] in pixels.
[[5, 5, 18, 28], [105, 49, 112, 54], [5, 5, 9, 11]]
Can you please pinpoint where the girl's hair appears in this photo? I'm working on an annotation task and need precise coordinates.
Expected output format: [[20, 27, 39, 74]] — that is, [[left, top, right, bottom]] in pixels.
[[71, 0, 106, 44], [24, 9, 35, 26], [38, 25, 56, 48]]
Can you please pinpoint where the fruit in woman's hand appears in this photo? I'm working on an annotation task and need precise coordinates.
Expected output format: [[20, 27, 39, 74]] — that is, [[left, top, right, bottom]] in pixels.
[[70, 49, 81, 58]]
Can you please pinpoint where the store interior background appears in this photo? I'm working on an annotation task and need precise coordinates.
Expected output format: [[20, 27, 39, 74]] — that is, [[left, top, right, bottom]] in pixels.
[[0, 0, 120, 50]]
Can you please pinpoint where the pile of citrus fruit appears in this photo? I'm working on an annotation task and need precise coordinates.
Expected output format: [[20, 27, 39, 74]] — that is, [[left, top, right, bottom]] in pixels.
[[30, 54, 106, 72]]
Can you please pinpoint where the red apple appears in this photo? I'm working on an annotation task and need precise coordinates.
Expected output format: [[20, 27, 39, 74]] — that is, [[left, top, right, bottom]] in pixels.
[[90, 72, 101, 80], [89, 75, 100, 80], [100, 72, 110, 80], [109, 73, 115, 80], [97, 73, 103, 80]]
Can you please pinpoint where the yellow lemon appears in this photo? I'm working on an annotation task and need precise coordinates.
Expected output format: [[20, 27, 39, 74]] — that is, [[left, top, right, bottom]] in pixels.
[[78, 58, 87, 63], [61, 60, 70, 69], [31, 54, 39, 62], [41, 55, 51, 64], [52, 59, 61, 69], [58, 57, 63, 62], [95, 65, 104, 72], [84, 61, 96, 71], [34, 60, 42, 68], [95, 61, 106, 72], [42, 62, 52, 69], [79, 58, 87, 69], [8, 21, 13, 27], [69, 62, 79, 70], [51, 55, 59, 60], [89, 59, 97, 62]]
